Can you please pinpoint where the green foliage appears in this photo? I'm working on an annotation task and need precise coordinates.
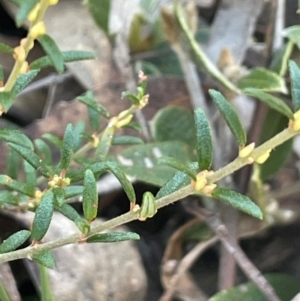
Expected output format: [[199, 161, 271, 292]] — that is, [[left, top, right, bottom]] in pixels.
[[32, 250, 56, 269], [0, 230, 30, 253], [83, 169, 98, 222], [194, 108, 213, 170], [86, 232, 140, 243], [0, 42, 14, 54], [37, 34, 64, 74], [289, 60, 300, 111], [59, 124, 74, 171], [209, 89, 246, 147], [209, 274, 300, 301], [212, 187, 263, 219]]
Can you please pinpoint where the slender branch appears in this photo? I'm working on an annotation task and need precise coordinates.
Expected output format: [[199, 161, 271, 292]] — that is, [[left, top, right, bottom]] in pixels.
[[0, 125, 298, 264]]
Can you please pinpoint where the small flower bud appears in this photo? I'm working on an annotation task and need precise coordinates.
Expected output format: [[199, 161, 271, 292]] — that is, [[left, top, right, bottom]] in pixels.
[[13, 46, 26, 62], [30, 21, 46, 39], [255, 149, 271, 164], [27, 3, 40, 22], [193, 171, 208, 191], [239, 142, 255, 158], [202, 184, 217, 196]]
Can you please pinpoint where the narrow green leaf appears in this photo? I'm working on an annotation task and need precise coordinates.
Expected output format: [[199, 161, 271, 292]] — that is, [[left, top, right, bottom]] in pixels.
[[32, 250, 55, 269], [0, 42, 14, 54], [88, 106, 100, 132], [123, 121, 142, 133], [63, 185, 83, 199], [6, 148, 20, 179], [0, 91, 14, 113], [24, 160, 37, 187], [238, 68, 287, 93], [55, 202, 90, 234], [34, 139, 52, 165], [0, 64, 3, 83], [151, 106, 196, 147], [209, 89, 246, 147], [159, 156, 196, 180], [194, 108, 213, 170], [77, 91, 110, 118], [95, 126, 115, 160], [42, 133, 62, 149], [8, 143, 51, 177], [37, 34, 64, 74], [0, 129, 34, 149], [31, 191, 54, 241], [73, 121, 85, 151], [104, 162, 136, 203], [121, 91, 140, 105], [289, 60, 300, 112], [139, 191, 157, 219], [15, 0, 38, 27], [112, 135, 144, 145], [83, 169, 98, 222], [0, 175, 35, 196], [86, 232, 140, 243], [30, 51, 95, 69], [0, 230, 30, 253], [156, 162, 198, 199], [85, 0, 110, 36], [53, 187, 65, 206], [12, 70, 40, 95], [59, 124, 74, 171], [212, 187, 263, 219], [243, 88, 294, 120]]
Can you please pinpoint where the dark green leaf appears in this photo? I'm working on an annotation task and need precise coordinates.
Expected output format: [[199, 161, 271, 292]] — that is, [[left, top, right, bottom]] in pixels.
[[12, 70, 40, 95], [73, 121, 86, 151], [85, 0, 110, 36], [112, 135, 144, 145], [34, 139, 52, 165], [15, 0, 38, 27], [88, 106, 100, 132], [95, 126, 115, 160], [30, 51, 95, 69], [289, 60, 300, 111], [105, 162, 136, 203], [0, 129, 34, 149], [209, 273, 300, 301], [243, 88, 294, 120], [53, 187, 65, 206], [118, 141, 195, 186], [37, 34, 64, 74], [24, 160, 37, 187], [77, 91, 110, 118], [42, 133, 62, 149], [0, 42, 14, 54], [32, 250, 55, 269], [194, 108, 213, 170], [123, 121, 142, 133], [159, 156, 196, 180], [209, 89, 246, 147], [259, 110, 293, 180], [238, 68, 287, 93], [0, 175, 35, 196], [83, 169, 98, 222], [212, 187, 262, 219], [31, 191, 54, 241], [63, 185, 83, 199], [0, 91, 14, 112], [6, 148, 20, 179], [59, 124, 74, 171], [151, 106, 196, 147], [156, 162, 198, 199], [55, 202, 90, 234], [0, 230, 30, 253], [86, 232, 140, 243], [8, 143, 51, 177]]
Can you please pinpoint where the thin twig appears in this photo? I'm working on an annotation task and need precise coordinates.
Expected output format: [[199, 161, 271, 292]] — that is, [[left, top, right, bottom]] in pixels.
[[189, 206, 282, 301]]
